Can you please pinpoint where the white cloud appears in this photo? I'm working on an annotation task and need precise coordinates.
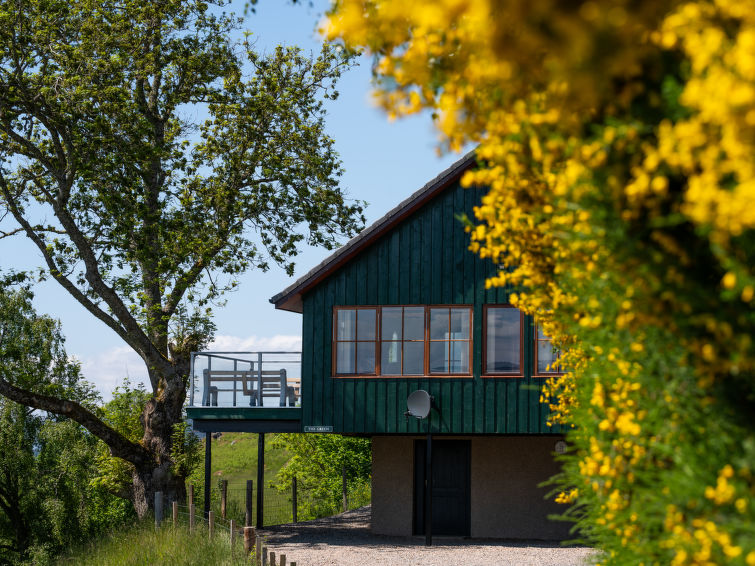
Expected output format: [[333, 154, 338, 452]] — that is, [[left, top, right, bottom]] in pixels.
[[74, 334, 302, 401], [209, 334, 301, 352], [74, 345, 147, 401]]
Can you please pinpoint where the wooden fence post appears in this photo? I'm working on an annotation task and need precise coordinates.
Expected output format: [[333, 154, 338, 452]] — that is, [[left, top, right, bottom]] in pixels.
[[173, 501, 178, 528], [230, 519, 236, 554], [243, 526, 255, 557], [342, 465, 348, 512], [292, 476, 297, 523], [189, 503, 196, 533], [208, 510, 214, 538], [155, 491, 163, 528], [221, 479, 228, 519], [189, 483, 195, 507], [246, 480, 253, 527]]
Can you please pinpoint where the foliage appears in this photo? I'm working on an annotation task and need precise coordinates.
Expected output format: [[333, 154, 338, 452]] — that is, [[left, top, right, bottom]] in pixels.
[[57, 519, 248, 566], [0, 0, 365, 514], [327, 0, 755, 564], [270, 434, 371, 517], [91, 381, 150, 499], [0, 288, 134, 565]]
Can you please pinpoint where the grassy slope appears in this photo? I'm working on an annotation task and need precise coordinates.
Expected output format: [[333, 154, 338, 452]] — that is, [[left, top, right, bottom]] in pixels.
[[189, 432, 295, 525], [191, 432, 289, 489]]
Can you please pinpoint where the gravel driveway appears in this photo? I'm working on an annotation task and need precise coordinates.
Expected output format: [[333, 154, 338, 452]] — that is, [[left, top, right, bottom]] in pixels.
[[262, 506, 594, 566]]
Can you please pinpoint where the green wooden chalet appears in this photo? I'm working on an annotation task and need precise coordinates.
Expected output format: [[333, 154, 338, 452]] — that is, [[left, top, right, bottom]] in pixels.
[[188, 151, 569, 539]]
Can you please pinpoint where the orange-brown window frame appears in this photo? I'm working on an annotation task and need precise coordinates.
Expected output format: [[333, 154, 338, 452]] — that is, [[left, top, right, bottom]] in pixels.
[[332, 307, 379, 377], [482, 304, 524, 378], [533, 324, 562, 378], [331, 305, 473, 378]]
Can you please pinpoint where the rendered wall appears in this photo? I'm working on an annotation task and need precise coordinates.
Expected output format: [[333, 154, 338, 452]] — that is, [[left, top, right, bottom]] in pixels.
[[371, 436, 414, 536], [371, 435, 570, 540]]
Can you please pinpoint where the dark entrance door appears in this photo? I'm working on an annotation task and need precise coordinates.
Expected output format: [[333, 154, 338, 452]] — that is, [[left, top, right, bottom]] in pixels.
[[413, 439, 471, 536]]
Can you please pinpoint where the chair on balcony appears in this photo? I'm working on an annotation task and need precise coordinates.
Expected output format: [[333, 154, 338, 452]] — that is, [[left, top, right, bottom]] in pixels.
[[202, 368, 300, 407]]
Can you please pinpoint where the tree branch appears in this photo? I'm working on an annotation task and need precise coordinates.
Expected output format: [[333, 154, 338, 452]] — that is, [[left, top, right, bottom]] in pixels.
[[0, 175, 144, 353], [0, 378, 152, 468]]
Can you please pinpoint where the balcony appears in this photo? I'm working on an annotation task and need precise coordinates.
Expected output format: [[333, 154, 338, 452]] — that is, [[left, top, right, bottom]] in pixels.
[[187, 351, 302, 433]]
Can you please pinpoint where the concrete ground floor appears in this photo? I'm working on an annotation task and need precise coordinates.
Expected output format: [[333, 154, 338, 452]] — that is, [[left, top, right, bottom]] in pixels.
[[371, 435, 571, 540]]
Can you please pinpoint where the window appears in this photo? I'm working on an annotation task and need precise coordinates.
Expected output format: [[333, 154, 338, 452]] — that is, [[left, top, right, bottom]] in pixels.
[[334, 307, 377, 375], [483, 305, 523, 376], [429, 307, 471, 374], [381, 307, 425, 375], [332, 306, 472, 377], [534, 325, 561, 376]]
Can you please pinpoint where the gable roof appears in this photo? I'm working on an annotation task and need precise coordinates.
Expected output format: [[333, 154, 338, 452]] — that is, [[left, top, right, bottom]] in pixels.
[[270, 150, 478, 313]]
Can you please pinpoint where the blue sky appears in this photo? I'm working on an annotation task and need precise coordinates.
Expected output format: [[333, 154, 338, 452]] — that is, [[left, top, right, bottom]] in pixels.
[[0, 0, 467, 398]]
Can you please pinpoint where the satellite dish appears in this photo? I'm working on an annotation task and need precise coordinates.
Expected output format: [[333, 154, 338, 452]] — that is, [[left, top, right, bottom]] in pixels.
[[406, 390, 432, 419]]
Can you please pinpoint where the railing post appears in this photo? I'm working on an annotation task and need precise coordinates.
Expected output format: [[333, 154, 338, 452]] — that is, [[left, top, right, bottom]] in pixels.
[[155, 491, 163, 528], [221, 479, 228, 519], [246, 480, 253, 527], [233, 359, 238, 407], [292, 476, 297, 523], [189, 352, 195, 406], [256, 352, 263, 407]]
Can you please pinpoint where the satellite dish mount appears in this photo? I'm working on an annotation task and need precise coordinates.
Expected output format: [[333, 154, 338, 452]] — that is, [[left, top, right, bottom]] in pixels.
[[405, 389, 438, 547]]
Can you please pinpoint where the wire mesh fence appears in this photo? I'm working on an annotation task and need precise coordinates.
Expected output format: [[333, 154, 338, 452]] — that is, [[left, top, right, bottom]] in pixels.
[[186, 475, 371, 528]]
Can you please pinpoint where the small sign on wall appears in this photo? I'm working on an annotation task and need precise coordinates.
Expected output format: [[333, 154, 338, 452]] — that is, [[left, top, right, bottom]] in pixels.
[[304, 425, 333, 433]]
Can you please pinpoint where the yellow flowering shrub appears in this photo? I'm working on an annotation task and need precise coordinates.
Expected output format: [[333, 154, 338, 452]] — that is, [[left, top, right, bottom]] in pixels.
[[327, 0, 755, 563]]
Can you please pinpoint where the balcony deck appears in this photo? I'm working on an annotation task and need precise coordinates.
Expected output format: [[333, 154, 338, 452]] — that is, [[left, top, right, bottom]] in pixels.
[[187, 351, 302, 433]]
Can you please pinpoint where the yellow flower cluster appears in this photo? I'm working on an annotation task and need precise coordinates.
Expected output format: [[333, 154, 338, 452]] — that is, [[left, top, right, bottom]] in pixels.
[[663, 504, 746, 564], [327, 0, 755, 562]]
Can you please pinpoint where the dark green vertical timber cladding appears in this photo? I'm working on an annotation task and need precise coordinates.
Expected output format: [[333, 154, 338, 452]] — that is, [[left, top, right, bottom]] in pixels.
[[300, 180, 561, 435]]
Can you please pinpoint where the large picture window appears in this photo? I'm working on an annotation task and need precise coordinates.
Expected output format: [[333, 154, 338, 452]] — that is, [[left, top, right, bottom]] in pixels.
[[534, 325, 561, 376], [332, 306, 472, 377], [483, 305, 523, 376]]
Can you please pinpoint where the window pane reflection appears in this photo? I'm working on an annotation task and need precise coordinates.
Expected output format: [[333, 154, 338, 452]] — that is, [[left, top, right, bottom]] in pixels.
[[486, 307, 521, 373]]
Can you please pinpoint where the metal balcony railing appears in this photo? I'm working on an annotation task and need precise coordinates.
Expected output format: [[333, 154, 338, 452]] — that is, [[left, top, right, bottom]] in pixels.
[[188, 351, 301, 408]]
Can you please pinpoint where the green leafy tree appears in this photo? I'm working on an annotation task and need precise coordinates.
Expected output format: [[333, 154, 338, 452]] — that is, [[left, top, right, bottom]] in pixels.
[[0, 0, 364, 516], [0, 287, 133, 565], [271, 434, 370, 517]]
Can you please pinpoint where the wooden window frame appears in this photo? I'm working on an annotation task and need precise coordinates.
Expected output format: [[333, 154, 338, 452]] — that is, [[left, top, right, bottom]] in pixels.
[[332, 307, 379, 377], [427, 305, 474, 377], [533, 324, 563, 378], [481, 304, 524, 378], [331, 305, 473, 378]]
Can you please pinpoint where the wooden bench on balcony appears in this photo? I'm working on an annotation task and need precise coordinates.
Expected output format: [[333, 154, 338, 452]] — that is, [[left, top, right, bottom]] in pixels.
[[202, 369, 300, 407]]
